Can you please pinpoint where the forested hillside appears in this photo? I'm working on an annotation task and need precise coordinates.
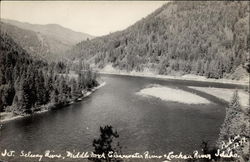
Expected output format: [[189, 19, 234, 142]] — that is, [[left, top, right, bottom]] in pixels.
[[0, 32, 98, 114], [1, 19, 94, 61], [68, 1, 249, 79]]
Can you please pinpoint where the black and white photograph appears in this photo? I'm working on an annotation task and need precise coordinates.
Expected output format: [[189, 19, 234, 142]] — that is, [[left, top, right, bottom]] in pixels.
[[0, 1, 249, 162]]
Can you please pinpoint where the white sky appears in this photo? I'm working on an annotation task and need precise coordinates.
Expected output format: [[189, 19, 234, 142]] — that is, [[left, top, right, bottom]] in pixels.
[[1, 1, 167, 36]]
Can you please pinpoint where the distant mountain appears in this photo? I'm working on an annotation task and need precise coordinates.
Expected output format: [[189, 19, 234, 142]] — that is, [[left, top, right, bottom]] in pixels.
[[68, 1, 249, 79], [0, 22, 51, 60], [1, 19, 94, 61]]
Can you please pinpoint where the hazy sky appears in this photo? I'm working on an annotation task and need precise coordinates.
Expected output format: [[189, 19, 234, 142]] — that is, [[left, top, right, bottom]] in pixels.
[[1, 1, 167, 36]]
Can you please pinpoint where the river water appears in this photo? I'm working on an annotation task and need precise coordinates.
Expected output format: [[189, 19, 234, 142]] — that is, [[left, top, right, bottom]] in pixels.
[[0, 74, 244, 161]]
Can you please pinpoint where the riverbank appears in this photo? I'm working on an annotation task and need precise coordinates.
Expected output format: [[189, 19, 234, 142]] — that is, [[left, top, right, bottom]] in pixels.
[[0, 82, 106, 123], [98, 66, 249, 86]]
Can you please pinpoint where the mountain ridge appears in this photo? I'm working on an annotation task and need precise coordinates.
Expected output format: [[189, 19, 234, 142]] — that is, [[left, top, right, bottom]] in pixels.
[[67, 1, 249, 80], [2, 18, 94, 42], [1, 19, 94, 61]]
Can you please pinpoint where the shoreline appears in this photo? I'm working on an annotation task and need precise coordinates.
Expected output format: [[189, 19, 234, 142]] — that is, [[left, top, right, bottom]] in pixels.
[[0, 82, 106, 123], [98, 71, 249, 86]]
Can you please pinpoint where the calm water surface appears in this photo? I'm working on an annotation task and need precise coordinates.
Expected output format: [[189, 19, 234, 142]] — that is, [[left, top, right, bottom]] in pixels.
[[0, 74, 244, 161]]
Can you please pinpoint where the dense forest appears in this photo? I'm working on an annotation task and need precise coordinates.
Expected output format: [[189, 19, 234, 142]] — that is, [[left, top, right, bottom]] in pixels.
[[68, 1, 249, 79], [0, 32, 98, 114]]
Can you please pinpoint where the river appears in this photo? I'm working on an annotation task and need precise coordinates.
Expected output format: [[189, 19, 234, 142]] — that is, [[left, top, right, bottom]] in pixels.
[[0, 74, 245, 161]]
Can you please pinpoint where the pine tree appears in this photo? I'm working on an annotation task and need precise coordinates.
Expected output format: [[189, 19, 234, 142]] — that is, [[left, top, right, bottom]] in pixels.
[[217, 90, 243, 143], [19, 76, 32, 114], [36, 71, 46, 105], [229, 90, 241, 112], [92, 125, 120, 162], [69, 78, 78, 99]]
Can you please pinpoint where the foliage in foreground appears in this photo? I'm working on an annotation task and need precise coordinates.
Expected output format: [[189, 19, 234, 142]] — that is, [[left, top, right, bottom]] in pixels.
[[91, 125, 121, 162]]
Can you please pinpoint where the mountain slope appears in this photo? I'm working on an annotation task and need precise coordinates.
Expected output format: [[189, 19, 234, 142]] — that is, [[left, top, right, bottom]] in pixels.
[[0, 22, 51, 60], [68, 1, 249, 79], [1, 19, 94, 61]]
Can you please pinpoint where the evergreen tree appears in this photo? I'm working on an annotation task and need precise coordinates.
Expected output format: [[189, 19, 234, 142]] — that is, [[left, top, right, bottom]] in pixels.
[[19, 77, 32, 113], [69, 78, 78, 99], [92, 125, 120, 162], [218, 90, 243, 143]]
